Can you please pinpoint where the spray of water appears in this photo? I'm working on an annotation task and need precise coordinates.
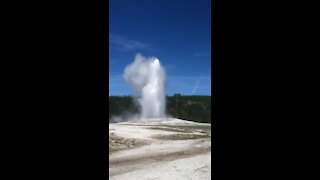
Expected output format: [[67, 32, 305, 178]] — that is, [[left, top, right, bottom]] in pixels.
[[123, 53, 166, 119]]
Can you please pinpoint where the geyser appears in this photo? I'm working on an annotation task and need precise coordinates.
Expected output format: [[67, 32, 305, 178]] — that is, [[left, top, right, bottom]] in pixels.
[[123, 53, 166, 119]]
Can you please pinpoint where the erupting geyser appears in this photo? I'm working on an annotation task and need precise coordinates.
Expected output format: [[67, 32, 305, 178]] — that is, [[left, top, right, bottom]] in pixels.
[[123, 53, 166, 119]]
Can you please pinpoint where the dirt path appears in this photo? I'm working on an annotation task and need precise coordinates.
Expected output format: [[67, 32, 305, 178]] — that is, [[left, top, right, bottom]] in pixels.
[[109, 118, 211, 180]]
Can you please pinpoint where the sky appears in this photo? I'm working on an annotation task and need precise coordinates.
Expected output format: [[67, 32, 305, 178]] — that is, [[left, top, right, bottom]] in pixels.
[[109, 0, 211, 96]]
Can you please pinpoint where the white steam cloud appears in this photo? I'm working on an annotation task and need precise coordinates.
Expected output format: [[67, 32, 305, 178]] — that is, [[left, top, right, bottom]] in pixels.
[[123, 53, 166, 119]]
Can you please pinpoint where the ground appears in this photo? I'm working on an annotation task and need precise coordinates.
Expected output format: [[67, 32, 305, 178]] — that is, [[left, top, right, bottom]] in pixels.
[[109, 118, 211, 180]]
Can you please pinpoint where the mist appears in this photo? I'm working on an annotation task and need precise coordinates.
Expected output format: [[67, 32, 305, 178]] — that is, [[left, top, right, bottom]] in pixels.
[[123, 53, 166, 119]]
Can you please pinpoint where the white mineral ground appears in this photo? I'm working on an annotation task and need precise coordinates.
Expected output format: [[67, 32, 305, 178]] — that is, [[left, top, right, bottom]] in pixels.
[[109, 118, 211, 180]]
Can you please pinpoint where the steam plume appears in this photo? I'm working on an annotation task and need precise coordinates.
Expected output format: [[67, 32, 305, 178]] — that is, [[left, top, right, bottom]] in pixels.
[[123, 53, 166, 119]]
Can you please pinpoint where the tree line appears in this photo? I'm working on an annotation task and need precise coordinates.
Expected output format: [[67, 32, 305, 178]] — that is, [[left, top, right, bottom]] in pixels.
[[109, 94, 211, 123]]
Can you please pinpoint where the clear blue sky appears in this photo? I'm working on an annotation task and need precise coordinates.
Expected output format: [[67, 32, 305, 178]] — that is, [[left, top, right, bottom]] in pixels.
[[109, 0, 211, 96]]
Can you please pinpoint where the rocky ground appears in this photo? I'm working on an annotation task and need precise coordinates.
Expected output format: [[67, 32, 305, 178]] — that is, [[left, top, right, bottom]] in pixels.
[[109, 118, 211, 180]]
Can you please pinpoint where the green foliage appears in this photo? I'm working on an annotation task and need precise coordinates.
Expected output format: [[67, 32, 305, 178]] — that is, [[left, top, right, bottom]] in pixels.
[[109, 95, 211, 123], [109, 96, 139, 119], [166, 95, 211, 123]]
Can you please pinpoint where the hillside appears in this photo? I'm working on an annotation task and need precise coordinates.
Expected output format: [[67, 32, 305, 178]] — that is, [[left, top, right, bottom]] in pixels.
[[109, 94, 211, 123]]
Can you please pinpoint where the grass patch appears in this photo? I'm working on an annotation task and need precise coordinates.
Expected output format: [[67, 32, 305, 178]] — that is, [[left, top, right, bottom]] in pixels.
[[148, 127, 192, 133], [153, 133, 210, 140], [165, 125, 211, 131], [109, 134, 145, 153], [148, 125, 211, 135]]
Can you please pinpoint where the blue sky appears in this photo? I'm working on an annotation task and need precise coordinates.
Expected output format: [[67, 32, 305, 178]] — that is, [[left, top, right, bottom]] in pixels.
[[109, 0, 211, 96]]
